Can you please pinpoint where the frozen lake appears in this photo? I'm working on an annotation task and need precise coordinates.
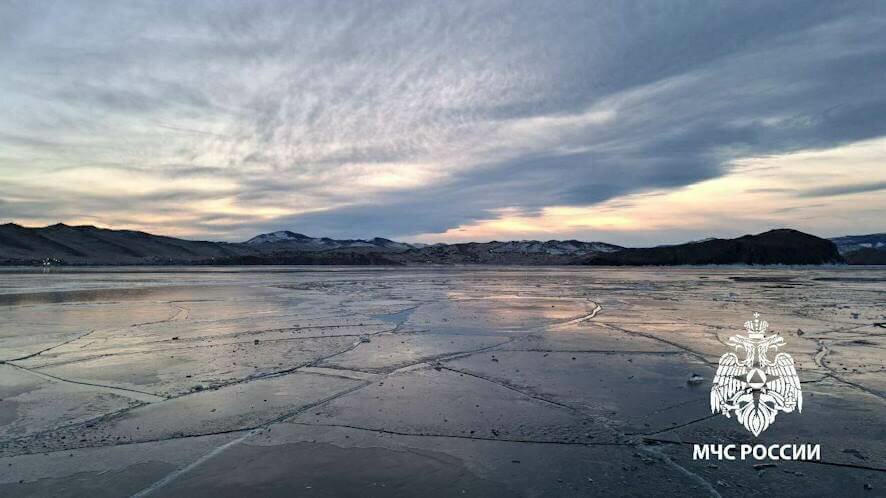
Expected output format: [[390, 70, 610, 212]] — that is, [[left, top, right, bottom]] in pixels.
[[0, 266, 883, 496]]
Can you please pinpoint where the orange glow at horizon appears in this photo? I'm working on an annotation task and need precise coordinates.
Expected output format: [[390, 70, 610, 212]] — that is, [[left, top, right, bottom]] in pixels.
[[409, 137, 886, 244]]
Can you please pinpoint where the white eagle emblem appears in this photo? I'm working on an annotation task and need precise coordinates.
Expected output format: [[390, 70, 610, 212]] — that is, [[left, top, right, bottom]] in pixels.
[[711, 313, 802, 436]]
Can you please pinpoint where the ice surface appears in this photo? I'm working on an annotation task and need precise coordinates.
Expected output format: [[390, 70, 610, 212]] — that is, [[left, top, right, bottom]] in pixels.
[[0, 266, 883, 496]]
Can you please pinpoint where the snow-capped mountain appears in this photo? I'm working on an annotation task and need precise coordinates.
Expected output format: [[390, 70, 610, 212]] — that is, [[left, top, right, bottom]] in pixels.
[[242, 232, 623, 262], [487, 240, 622, 255], [245, 231, 314, 244], [830, 233, 886, 264], [245, 231, 418, 253], [829, 233, 886, 255], [390, 239, 625, 264]]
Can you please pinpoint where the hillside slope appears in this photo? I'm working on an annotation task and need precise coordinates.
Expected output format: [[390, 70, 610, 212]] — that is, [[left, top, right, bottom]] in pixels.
[[0, 223, 252, 264], [579, 229, 843, 266]]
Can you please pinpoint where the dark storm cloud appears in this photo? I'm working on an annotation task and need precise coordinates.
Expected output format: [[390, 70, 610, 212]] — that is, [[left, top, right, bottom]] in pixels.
[[1, 0, 885, 240]]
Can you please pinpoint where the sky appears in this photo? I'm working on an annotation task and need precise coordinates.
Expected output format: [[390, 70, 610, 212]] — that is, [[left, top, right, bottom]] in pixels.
[[1, 0, 885, 246]]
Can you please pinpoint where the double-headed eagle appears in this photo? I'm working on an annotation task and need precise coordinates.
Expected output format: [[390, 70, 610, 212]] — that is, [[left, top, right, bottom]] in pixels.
[[710, 313, 802, 436]]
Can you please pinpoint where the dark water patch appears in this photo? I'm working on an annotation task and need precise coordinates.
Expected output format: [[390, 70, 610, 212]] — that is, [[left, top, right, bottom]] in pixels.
[[729, 276, 796, 283], [160, 441, 509, 497], [0, 286, 202, 306], [0, 461, 174, 497], [0, 399, 21, 427], [371, 307, 417, 327], [847, 340, 878, 346], [813, 277, 886, 282]]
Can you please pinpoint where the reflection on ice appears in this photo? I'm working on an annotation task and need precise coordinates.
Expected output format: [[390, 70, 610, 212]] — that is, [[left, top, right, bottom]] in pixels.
[[0, 266, 883, 495]]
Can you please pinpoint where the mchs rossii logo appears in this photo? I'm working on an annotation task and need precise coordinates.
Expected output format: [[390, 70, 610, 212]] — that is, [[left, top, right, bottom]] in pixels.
[[694, 313, 819, 462], [711, 312, 802, 435]]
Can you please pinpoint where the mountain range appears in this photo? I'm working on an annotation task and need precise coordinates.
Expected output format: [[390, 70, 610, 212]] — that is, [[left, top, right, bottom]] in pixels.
[[0, 222, 881, 266], [829, 233, 886, 264]]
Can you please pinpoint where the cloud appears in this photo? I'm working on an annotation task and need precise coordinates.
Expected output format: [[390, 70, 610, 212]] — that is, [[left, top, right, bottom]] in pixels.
[[1, 1, 885, 241], [799, 181, 886, 198], [405, 136, 886, 245]]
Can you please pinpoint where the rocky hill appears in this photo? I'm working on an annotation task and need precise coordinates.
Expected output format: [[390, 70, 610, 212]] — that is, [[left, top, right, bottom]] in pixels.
[[579, 229, 843, 266], [0, 223, 252, 265]]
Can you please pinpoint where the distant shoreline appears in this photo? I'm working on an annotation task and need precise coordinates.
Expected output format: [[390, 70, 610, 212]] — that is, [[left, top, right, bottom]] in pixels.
[[0, 263, 886, 273], [3, 223, 884, 266]]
